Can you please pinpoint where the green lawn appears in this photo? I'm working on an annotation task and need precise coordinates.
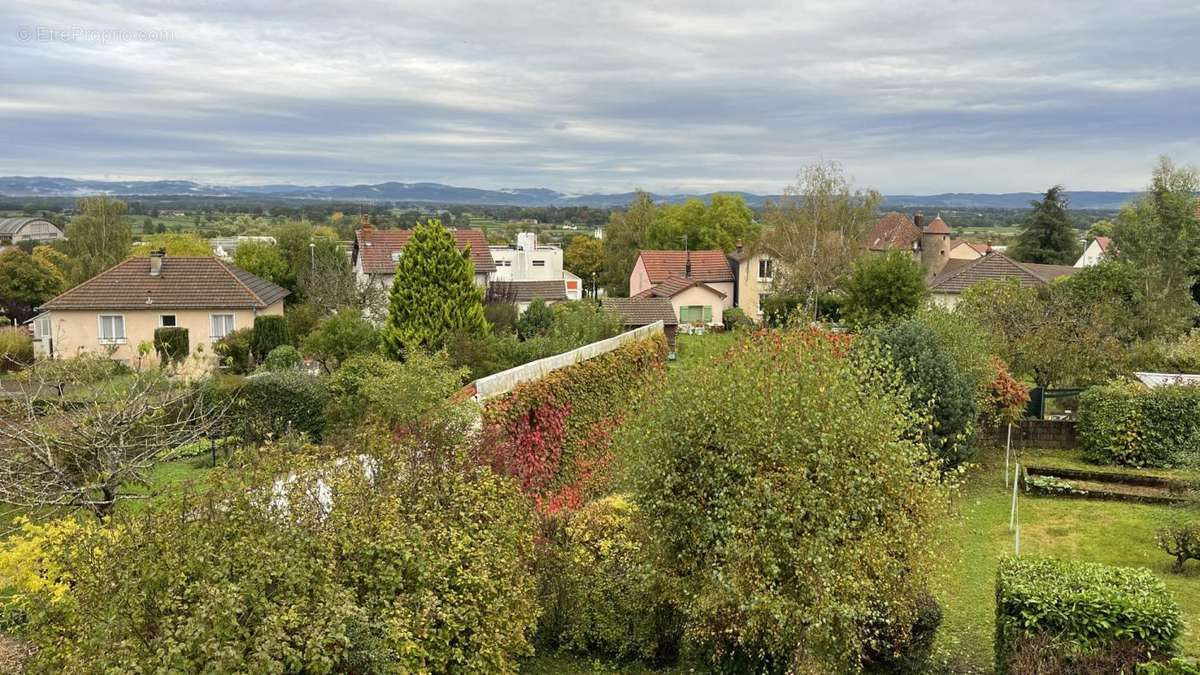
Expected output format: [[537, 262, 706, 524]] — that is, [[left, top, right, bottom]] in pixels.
[[932, 445, 1200, 671]]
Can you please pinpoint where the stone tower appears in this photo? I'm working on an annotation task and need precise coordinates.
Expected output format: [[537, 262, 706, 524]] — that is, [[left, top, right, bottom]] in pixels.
[[920, 215, 951, 275]]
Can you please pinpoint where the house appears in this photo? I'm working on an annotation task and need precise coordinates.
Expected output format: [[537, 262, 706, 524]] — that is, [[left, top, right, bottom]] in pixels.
[[629, 250, 735, 326], [487, 280, 569, 314], [0, 217, 64, 250], [927, 251, 1080, 307], [489, 232, 583, 301], [351, 225, 496, 289], [32, 252, 288, 369], [727, 243, 775, 321], [949, 241, 989, 260], [601, 297, 679, 350], [1074, 236, 1113, 267], [865, 212, 923, 257]]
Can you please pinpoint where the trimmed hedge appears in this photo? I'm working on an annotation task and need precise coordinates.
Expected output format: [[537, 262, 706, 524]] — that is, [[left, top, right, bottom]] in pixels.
[[153, 327, 189, 366], [1079, 382, 1200, 467], [995, 556, 1182, 674], [237, 371, 329, 442]]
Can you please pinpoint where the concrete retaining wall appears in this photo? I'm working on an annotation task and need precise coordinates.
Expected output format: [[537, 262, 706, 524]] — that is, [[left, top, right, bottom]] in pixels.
[[472, 321, 664, 401]]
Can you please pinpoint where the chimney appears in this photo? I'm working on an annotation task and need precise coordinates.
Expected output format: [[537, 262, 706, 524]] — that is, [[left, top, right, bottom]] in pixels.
[[735, 240, 744, 255], [913, 213, 924, 230], [149, 249, 164, 277], [684, 250, 692, 278], [985, 240, 994, 255]]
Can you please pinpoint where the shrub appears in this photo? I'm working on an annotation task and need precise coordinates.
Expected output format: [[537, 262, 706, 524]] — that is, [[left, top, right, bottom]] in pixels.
[[1005, 633, 1160, 675], [1158, 520, 1200, 572], [624, 330, 949, 671], [238, 371, 329, 442], [301, 309, 380, 372], [22, 352, 129, 391], [0, 327, 33, 372], [324, 352, 469, 439], [981, 357, 1030, 430], [1142, 659, 1200, 674], [548, 301, 622, 345], [549, 495, 680, 662], [1078, 382, 1200, 467], [518, 298, 555, 339], [250, 315, 290, 364], [862, 591, 942, 674], [284, 302, 324, 346], [722, 307, 754, 331], [485, 301, 519, 334], [153, 326, 189, 366], [214, 327, 254, 374], [842, 250, 929, 328], [994, 556, 1182, 674], [6, 446, 538, 673], [262, 344, 302, 371], [761, 293, 804, 327], [875, 319, 978, 468]]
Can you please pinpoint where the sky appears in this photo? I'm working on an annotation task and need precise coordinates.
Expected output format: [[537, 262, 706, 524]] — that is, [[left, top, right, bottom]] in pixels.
[[2, 1, 1198, 195]]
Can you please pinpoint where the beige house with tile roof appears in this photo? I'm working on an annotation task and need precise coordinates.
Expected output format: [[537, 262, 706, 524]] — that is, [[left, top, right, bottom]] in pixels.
[[33, 253, 288, 370], [927, 251, 1079, 307]]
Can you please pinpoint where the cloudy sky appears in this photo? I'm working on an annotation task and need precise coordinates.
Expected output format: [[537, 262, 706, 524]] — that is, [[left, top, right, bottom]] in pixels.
[[2, 1, 1198, 194]]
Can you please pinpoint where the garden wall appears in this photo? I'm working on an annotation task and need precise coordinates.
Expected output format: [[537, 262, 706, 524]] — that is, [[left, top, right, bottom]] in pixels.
[[986, 419, 1077, 449], [472, 321, 666, 401]]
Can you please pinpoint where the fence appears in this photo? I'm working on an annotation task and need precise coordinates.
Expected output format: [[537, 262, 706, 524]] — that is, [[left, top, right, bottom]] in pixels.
[[987, 419, 1077, 449], [470, 321, 665, 401]]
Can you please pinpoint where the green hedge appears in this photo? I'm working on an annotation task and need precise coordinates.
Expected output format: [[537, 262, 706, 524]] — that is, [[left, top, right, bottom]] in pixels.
[[251, 315, 290, 364], [995, 556, 1182, 674], [1079, 382, 1200, 467], [237, 371, 329, 442], [153, 327, 189, 366]]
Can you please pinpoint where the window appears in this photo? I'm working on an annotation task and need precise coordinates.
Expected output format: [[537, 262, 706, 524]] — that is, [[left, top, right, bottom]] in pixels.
[[679, 305, 713, 324], [159, 315, 177, 327], [98, 314, 126, 344], [34, 315, 50, 340], [210, 314, 235, 341], [390, 251, 402, 262], [758, 258, 774, 279], [532, 259, 546, 267]]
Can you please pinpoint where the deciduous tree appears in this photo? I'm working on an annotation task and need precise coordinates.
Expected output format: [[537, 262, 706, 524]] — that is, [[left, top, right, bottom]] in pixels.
[[841, 250, 929, 328], [65, 197, 132, 283], [601, 192, 657, 296], [0, 248, 64, 323]]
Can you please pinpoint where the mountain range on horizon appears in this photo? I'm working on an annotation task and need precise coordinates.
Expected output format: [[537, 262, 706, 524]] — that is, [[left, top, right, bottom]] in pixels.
[[0, 176, 1142, 211]]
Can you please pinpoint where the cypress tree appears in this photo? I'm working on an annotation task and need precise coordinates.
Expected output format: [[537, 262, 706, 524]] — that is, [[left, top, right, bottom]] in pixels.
[[1013, 185, 1081, 265], [382, 219, 487, 358]]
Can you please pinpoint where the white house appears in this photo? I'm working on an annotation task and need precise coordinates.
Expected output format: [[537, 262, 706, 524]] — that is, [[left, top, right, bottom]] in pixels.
[[488, 232, 582, 302], [1074, 236, 1113, 267]]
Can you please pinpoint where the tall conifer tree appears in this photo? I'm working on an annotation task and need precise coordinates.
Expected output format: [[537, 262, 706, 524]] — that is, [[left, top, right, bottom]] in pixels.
[[1012, 185, 1080, 265], [382, 219, 487, 358]]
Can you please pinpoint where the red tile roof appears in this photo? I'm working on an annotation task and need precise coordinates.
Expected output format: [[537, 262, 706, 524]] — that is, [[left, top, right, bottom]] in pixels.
[[866, 212, 921, 252], [39, 257, 289, 311], [637, 250, 733, 284], [1094, 236, 1113, 252], [951, 241, 990, 256], [354, 227, 496, 274], [632, 275, 728, 300], [923, 215, 952, 235], [928, 252, 1078, 294]]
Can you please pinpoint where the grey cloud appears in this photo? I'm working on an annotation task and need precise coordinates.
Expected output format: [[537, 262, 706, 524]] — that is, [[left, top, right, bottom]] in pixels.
[[0, 0, 1197, 193]]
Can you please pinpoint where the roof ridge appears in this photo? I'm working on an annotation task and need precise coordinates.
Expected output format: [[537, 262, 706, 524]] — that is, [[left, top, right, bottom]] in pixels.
[[216, 258, 268, 307], [1003, 254, 1054, 283], [929, 252, 988, 290]]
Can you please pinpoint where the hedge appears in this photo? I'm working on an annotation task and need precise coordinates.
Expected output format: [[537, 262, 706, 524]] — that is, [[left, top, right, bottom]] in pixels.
[[481, 332, 668, 507], [1078, 382, 1200, 467], [236, 371, 329, 442], [153, 327, 189, 366], [995, 556, 1182, 674], [251, 315, 290, 364]]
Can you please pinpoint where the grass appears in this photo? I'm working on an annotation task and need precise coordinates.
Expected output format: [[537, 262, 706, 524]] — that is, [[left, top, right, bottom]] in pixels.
[[932, 445, 1200, 672], [1019, 447, 1200, 482]]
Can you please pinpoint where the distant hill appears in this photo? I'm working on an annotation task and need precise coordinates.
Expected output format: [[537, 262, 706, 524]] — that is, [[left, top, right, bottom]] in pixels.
[[0, 176, 1142, 210]]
